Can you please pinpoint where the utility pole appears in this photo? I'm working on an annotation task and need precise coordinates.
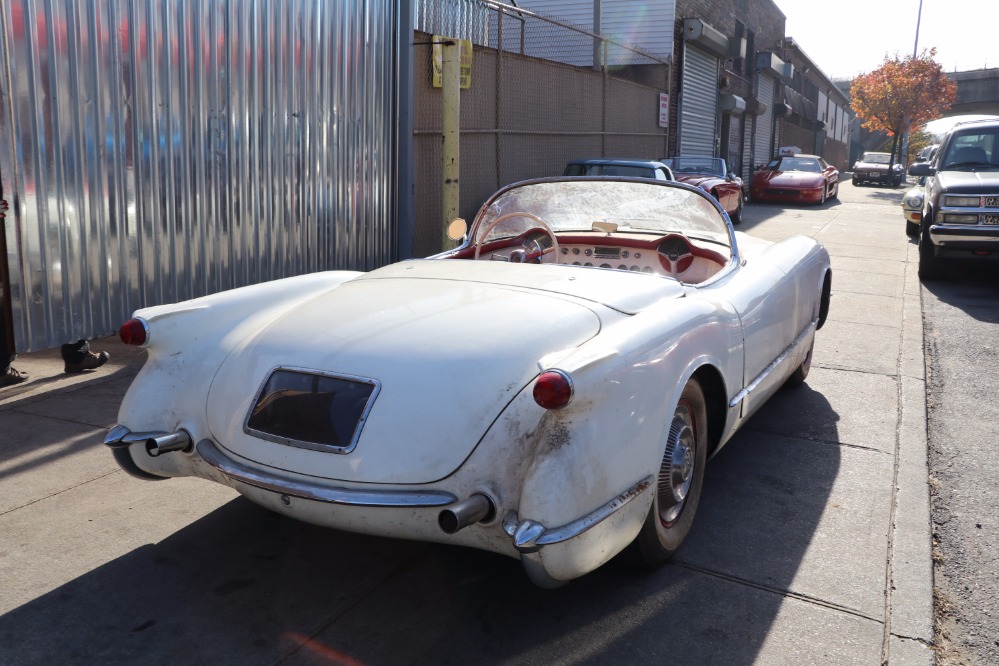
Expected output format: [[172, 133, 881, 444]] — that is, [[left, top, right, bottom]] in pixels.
[[441, 39, 461, 250], [900, 0, 924, 168]]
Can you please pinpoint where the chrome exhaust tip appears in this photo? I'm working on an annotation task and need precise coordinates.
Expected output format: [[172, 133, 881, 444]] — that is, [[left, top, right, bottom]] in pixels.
[[438, 493, 495, 534], [145, 431, 193, 457]]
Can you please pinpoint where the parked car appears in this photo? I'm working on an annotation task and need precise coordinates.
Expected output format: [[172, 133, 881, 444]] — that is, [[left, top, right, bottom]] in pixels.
[[852, 151, 905, 187], [105, 177, 831, 587], [750, 154, 840, 205], [909, 118, 999, 278], [563, 158, 674, 181], [662, 156, 744, 224], [901, 177, 927, 237]]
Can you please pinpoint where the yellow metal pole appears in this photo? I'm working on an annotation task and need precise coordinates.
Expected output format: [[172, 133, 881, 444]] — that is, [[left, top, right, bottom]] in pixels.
[[441, 40, 461, 250]]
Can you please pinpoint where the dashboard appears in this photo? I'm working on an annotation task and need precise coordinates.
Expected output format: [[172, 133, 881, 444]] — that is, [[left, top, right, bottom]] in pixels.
[[454, 229, 729, 284], [557, 244, 660, 273]]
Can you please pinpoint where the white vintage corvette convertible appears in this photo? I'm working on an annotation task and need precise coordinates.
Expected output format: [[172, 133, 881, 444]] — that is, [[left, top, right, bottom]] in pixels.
[[106, 178, 831, 587]]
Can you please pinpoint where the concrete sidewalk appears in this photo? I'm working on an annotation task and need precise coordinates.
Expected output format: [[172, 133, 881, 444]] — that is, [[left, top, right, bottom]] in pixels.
[[0, 182, 935, 664], [1, 336, 147, 411]]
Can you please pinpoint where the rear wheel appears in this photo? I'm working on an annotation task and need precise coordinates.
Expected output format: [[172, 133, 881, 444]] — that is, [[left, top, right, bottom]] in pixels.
[[785, 341, 813, 388], [628, 379, 708, 567]]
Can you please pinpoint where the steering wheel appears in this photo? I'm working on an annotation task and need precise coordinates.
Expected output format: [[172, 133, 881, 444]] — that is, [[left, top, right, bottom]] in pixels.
[[473, 212, 560, 264], [658, 234, 694, 280]]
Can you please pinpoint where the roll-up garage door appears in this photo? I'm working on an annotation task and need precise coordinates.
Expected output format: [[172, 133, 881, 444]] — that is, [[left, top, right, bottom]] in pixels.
[[753, 74, 776, 167], [679, 45, 719, 156]]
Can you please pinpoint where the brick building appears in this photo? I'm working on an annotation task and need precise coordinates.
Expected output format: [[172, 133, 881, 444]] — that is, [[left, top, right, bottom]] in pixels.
[[777, 37, 851, 169]]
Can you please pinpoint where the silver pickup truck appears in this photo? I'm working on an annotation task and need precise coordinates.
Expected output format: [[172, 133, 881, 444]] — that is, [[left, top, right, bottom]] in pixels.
[[909, 119, 999, 279]]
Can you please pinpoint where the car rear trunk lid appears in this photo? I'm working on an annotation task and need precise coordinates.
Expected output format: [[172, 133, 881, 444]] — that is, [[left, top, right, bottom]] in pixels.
[[206, 271, 603, 484]]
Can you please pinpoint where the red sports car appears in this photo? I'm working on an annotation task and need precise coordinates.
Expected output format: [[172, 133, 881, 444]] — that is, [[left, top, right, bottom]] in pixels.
[[663, 156, 745, 224], [750, 154, 839, 205]]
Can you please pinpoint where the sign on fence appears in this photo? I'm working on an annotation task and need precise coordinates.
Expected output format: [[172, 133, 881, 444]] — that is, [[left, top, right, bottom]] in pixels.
[[432, 37, 474, 89]]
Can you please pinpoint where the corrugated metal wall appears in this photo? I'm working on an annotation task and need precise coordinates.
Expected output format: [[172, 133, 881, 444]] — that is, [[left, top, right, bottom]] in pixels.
[[0, 0, 400, 353]]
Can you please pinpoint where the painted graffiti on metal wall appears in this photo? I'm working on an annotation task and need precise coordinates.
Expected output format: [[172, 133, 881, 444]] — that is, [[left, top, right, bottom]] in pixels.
[[0, 0, 398, 352]]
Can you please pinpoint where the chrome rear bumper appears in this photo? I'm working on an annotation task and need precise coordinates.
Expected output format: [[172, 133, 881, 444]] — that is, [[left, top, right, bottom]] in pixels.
[[196, 439, 457, 508]]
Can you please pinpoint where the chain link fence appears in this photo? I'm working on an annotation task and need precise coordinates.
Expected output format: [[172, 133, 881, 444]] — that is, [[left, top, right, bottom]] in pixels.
[[413, 0, 671, 257]]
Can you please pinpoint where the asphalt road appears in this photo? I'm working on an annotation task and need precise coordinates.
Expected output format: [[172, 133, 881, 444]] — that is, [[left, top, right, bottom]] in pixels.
[[0, 180, 936, 665], [921, 258, 999, 664]]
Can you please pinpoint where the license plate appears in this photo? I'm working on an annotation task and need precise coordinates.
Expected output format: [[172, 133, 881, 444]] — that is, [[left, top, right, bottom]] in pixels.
[[869, 172, 880, 177], [984, 214, 999, 225]]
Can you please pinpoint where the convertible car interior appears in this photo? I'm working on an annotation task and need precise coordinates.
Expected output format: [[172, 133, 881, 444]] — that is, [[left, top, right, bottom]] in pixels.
[[449, 224, 728, 284]]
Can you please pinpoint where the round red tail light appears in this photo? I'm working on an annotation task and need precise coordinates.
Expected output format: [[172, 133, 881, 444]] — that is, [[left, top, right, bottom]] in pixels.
[[119, 318, 149, 346], [533, 370, 573, 410]]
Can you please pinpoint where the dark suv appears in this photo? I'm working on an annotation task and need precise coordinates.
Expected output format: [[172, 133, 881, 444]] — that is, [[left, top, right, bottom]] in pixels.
[[852, 151, 904, 187], [909, 119, 999, 279]]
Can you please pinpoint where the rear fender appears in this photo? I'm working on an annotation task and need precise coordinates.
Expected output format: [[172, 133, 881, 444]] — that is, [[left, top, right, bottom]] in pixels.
[[117, 271, 362, 432], [513, 300, 740, 558]]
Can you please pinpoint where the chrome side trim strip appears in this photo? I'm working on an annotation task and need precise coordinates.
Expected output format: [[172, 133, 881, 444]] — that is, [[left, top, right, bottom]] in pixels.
[[729, 318, 818, 408], [196, 440, 457, 508], [503, 475, 654, 553]]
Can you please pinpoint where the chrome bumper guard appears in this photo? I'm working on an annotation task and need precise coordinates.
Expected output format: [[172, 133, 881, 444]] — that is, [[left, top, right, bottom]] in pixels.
[[196, 439, 457, 508], [104, 425, 193, 456], [104, 425, 166, 448], [502, 475, 653, 553], [929, 224, 999, 245]]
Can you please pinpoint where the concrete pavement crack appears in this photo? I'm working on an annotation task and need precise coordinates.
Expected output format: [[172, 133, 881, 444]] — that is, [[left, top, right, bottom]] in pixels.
[[0, 468, 122, 516], [672, 560, 883, 624]]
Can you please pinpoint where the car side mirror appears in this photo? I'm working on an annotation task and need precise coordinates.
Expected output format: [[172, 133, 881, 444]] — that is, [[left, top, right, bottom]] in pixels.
[[446, 218, 468, 242], [908, 162, 934, 177]]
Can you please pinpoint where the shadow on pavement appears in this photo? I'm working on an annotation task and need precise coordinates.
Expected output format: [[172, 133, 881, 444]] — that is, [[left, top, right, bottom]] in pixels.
[[0, 384, 842, 665], [0, 336, 146, 407], [856, 188, 906, 204], [920, 262, 999, 322]]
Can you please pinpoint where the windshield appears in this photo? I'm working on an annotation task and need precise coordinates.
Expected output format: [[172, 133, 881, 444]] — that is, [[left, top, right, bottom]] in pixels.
[[941, 129, 999, 169], [472, 179, 733, 251], [663, 157, 725, 177], [861, 153, 891, 164], [766, 156, 822, 173]]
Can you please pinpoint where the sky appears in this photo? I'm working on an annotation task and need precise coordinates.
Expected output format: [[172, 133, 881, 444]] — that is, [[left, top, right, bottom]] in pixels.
[[772, 0, 999, 81]]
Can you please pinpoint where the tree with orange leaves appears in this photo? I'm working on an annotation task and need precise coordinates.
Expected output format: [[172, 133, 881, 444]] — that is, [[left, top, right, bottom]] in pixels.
[[850, 49, 957, 171]]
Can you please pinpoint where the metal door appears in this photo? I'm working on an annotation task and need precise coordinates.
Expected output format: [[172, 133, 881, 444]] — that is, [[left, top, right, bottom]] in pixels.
[[753, 74, 776, 167], [679, 45, 719, 156]]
